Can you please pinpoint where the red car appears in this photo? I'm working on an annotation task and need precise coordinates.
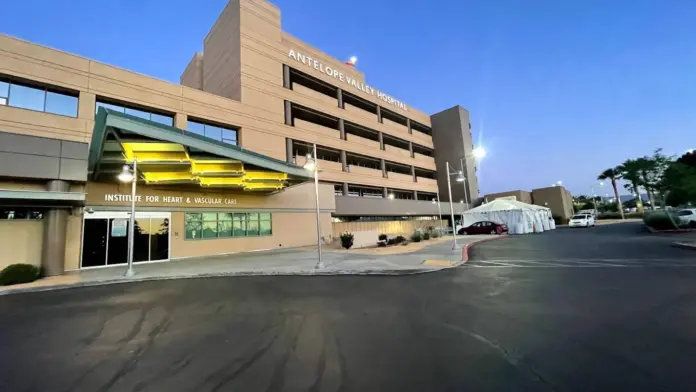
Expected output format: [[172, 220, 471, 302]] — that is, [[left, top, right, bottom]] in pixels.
[[458, 221, 508, 235]]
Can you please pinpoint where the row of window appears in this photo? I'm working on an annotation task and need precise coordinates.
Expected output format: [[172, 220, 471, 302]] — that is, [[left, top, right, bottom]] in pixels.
[[96, 101, 174, 126], [185, 212, 271, 240], [0, 208, 43, 220], [187, 120, 238, 146], [0, 77, 239, 147], [0, 80, 78, 117]]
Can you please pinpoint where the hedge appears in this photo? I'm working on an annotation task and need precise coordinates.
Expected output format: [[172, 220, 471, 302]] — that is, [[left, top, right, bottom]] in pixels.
[[0, 264, 41, 286]]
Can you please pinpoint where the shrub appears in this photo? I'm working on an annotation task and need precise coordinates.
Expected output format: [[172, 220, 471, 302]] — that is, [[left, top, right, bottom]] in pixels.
[[423, 231, 431, 240], [431, 229, 440, 238], [387, 238, 397, 245], [378, 233, 388, 241], [394, 235, 406, 244], [340, 232, 355, 249], [643, 211, 683, 230], [0, 264, 41, 286], [410, 231, 422, 242]]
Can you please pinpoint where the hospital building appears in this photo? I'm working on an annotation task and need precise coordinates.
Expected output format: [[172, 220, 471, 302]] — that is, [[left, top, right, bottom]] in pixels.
[[0, 0, 479, 274]]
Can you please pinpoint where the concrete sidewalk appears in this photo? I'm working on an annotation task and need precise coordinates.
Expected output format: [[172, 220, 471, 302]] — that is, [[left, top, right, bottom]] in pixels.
[[0, 235, 502, 295]]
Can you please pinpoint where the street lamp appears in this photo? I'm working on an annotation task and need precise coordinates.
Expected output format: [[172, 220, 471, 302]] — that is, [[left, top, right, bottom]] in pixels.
[[388, 193, 395, 200], [303, 144, 324, 269], [446, 161, 461, 249], [458, 159, 470, 210], [118, 159, 137, 277]]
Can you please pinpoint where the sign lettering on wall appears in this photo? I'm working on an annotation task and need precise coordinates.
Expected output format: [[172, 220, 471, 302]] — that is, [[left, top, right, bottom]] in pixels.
[[287, 49, 408, 112], [104, 194, 238, 205]]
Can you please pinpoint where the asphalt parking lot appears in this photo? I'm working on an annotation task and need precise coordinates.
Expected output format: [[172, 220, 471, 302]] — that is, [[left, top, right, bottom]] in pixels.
[[1, 222, 696, 391]]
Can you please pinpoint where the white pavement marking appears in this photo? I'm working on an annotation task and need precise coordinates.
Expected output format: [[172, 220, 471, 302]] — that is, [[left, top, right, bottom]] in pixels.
[[467, 258, 696, 268]]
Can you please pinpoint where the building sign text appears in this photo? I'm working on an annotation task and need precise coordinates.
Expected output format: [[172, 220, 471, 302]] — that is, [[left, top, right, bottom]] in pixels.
[[287, 49, 408, 112], [104, 194, 238, 205]]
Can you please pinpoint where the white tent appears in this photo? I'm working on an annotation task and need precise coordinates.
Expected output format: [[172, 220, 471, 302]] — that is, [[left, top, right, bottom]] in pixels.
[[460, 199, 554, 234]]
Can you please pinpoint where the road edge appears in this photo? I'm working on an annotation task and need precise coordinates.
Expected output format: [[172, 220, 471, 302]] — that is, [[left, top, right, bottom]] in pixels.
[[0, 267, 446, 296], [456, 235, 510, 266]]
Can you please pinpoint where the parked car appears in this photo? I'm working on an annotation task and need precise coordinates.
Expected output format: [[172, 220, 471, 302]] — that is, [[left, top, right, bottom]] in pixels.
[[569, 214, 596, 228], [678, 208, 696, 224], [458, 221, 508, 235]]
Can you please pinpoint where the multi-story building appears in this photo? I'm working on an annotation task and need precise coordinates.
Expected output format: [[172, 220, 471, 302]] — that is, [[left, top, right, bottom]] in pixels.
[[0, 0, 479, 275]]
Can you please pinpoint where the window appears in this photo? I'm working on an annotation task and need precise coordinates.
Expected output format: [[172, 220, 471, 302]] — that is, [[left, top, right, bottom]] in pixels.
[[96, 100, 173, 126], [678, 210, 694, 216], [0, 208, 43, 220], [0, 79, 78, 117], [187, 119, 238, 146], [185, 212, 272, 239]]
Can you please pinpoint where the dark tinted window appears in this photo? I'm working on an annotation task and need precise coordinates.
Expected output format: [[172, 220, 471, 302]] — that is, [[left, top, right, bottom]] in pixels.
[[96, 100, 173, 126], [188, 119, 238, 145]]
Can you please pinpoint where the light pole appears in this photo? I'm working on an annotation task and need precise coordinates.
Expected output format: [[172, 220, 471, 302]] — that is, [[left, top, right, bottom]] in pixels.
[[446, 161, 465, 249], [118, 159, 138, 277], [303, 144, 324, 269], [459, 158, 470, 210], [432, 193, 443, 234]]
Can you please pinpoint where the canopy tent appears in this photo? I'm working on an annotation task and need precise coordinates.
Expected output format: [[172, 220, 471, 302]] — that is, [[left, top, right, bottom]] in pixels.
[[461, 199, 554, 234]]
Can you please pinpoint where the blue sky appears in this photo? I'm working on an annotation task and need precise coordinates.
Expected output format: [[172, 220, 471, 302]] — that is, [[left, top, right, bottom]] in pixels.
[[3, 0, 695, 196]]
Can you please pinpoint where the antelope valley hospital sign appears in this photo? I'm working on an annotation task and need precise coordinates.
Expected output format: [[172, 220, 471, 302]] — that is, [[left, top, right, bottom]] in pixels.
[[287, 49, 408, 112]]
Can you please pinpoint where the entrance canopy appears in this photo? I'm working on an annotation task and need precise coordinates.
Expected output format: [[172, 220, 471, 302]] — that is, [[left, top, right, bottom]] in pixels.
[[462, 198, 554, 234], [89, 108, 311, 192]]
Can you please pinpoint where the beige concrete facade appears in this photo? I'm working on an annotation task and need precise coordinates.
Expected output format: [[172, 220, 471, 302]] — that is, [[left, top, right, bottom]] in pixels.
[[0, 0, 479, 273], [483, 187, 574, 220]]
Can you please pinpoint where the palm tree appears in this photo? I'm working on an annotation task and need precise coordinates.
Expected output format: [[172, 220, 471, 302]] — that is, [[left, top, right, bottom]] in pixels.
[[618, 159, 644, 213], [598, 167, 625, 219]]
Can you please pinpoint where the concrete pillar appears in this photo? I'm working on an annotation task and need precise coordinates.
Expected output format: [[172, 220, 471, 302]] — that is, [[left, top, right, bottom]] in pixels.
[[383, 187, 389, 198], [337, 88, 344, 108], [338, 118, 346, 140], [342, 182, 349, 196], [340, 150, 347, 171], [407, 118, 412, 134], [409, 141, 414, 157], [413, 190, 418, 200], [411, 166, 416, 182], [175, 113, 188, 130], [284, 101, 293, 125], [378, 132, 384, 150], [376, 106, 382, 123], [283, 65, 291, 89], [381, 159, 387, 178], [286, 138, 294, 164], [42, 180, 70, 276], [78, 91, 96, 121]]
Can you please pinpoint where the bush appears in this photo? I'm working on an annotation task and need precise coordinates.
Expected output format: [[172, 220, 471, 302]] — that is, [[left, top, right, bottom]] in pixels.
[[411, 231, 422, 242], [340, 232, 354, 249], [0, 264, 41, 286], [598, 212, 644, 220], [378, 233, 388, 241], [423, 231, 431, 240], [387, 238, 397, 245], [394, 235, 406, 244], [643, 211, 683, 230], [431, 229, 440, 238]]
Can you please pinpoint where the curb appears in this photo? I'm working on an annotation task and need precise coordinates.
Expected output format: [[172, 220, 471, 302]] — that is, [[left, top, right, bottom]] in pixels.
[[0, 267, 443, 296], [456, 235, 510, 266], [646, 226, 696, 234], [672, 242, 696, 251]]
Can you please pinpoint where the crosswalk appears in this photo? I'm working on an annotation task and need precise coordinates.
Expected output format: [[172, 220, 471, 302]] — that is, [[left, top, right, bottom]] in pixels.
[[464, 258, 696, 268]]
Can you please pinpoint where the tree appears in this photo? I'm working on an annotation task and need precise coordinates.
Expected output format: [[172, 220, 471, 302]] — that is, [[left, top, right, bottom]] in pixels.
[[661, 151, 696, 206], [598, 167, 624, 219], [635, 149, 672, 209], [618, 159, 644, 213]]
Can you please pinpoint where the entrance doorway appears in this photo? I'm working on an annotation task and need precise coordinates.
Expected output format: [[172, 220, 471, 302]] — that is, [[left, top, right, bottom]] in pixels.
[[81, 211, 170, 268]]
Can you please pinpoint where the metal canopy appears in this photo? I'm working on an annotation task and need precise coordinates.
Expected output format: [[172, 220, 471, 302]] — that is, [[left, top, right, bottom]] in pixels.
[[89, 108, 311, 192]]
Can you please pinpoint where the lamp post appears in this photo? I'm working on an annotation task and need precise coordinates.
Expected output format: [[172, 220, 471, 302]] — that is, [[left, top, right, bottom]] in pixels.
[[118, 159, 137, 277], [459, 158, 470, 210], [303, 144, 324, 269], [446, 161, 465, 249], [432, 193, 443, 234]]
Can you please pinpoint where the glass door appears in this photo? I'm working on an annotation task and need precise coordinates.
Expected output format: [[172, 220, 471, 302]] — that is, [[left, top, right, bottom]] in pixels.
[[81, 219, 108, 267], [81, 212, 170, 268]]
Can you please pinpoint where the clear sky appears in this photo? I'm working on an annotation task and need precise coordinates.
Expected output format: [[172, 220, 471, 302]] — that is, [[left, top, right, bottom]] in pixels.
[[3, 0, 695, 196]]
